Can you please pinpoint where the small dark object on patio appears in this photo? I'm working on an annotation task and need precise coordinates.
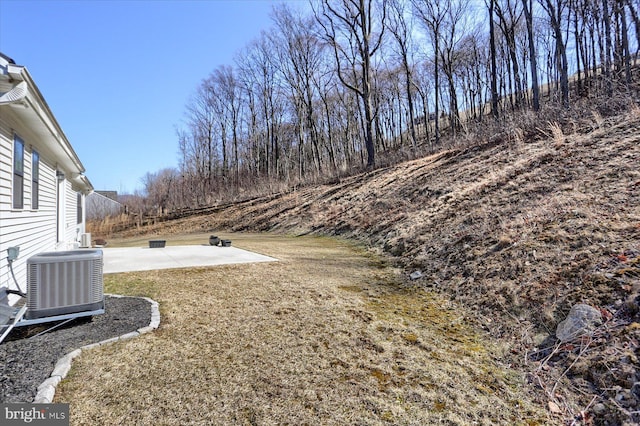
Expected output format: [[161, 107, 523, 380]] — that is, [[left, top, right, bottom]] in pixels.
[[149, 240, 166, 248], [209, 235, 220, 246], [94, 238, 107, 247], [220, 240, 231, 247]]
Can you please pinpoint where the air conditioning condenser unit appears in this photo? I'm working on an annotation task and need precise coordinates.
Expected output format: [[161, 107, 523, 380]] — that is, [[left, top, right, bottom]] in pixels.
[[26, 249, 104, 320]]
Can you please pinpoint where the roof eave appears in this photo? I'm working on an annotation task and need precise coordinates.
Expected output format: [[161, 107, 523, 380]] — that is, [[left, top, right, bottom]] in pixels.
[[1, 56, 92, 192]]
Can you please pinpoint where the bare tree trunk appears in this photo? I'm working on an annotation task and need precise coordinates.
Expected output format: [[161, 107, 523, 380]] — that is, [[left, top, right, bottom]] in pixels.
[[488, 0, 500, 118], [413, 0, 449, 144], [522, 0, 540, 110], [618, 0, 632, 85], [542, 0, 570, 107], [603, 0, 614, 95], [625, 0, 640, 56], [388, 0, 418, 151], [494, 0, 524, 110]]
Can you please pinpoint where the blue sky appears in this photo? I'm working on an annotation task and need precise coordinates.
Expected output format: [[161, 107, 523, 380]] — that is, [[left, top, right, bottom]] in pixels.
[[0, 0, 303, 194]]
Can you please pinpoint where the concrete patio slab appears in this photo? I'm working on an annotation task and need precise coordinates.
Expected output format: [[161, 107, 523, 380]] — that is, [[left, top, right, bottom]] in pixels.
[[102, 245, 277, 274]]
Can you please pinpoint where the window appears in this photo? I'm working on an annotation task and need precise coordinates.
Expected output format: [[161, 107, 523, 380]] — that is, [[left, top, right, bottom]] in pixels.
[[13, 136, 24, 209], [77, 192, 83, 224], [32, 150, 40, 209]]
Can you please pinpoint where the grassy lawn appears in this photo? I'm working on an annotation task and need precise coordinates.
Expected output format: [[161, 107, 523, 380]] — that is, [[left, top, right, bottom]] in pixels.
[[56, 233, 546, 425]]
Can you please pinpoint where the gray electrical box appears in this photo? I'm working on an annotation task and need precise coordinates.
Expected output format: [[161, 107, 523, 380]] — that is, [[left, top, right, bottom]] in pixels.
[[7, 247, 19, 262]]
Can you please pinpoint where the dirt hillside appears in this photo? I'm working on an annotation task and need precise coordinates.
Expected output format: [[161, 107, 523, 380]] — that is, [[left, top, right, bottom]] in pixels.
[[117, 109, 640, 424]]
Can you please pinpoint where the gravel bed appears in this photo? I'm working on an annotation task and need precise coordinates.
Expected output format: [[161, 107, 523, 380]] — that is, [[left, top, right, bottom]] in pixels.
[[0, 296, 151, 402]]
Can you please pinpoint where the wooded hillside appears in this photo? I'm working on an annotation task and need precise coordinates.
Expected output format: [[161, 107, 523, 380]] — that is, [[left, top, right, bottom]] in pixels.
[[131, 0, 639, 215]]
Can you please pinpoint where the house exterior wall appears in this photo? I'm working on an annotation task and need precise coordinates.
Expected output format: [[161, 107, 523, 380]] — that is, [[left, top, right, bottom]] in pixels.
[[63, 178, 85, 244], [0, 55, 92, 302], [86, 191, 123, 220], [0, 117, 72, 296]]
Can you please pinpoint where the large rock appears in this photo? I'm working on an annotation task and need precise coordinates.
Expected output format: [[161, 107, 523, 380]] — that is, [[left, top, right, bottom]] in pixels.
[[556, 304, 603, 342]]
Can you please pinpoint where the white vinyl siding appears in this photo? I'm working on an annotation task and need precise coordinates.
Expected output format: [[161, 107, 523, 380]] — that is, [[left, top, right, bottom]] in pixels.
[[0, 138, 56, 290], [0, 122, 60, 294], [63, 179, 82, 243], [0, 119, 11, 209]]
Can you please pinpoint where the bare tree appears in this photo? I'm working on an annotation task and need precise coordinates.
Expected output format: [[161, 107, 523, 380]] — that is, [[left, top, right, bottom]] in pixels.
[[488, 0, 501, 118], [494, 0, 525, 110], [211, 65, 242, 183], [314, 67, 342, 171], [539, 0, 570, 107], [455, 29, 488, 122], [522, 0, 540, 110], [142, 168, 180, 214], [273, 4, 327, 178], [412, 0, 448, 144], [185, 78, 218, 192], [387, 0, 418, 150], [616, 0, 632, 86], [626, 0, 640, 57], [411, 60, 433, 145], [603, 0, 614, 95], [236, 35, 286, 179], [438, 0, 468, 134], [314, 0, 387, 168]]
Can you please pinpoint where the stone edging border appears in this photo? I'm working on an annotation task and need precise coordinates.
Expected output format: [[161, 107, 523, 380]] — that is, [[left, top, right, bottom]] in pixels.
[[32, 294, 160, 404]]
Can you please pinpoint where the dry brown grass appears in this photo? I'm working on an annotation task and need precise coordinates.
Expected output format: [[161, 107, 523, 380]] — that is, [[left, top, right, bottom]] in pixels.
[[106, 108, 640, 423], [56, 234, 546, 425], [87, 214, 133, 240]]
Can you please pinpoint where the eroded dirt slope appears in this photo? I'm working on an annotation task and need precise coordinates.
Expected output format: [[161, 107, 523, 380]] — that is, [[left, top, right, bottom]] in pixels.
[[120, 110, 640, 424]]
